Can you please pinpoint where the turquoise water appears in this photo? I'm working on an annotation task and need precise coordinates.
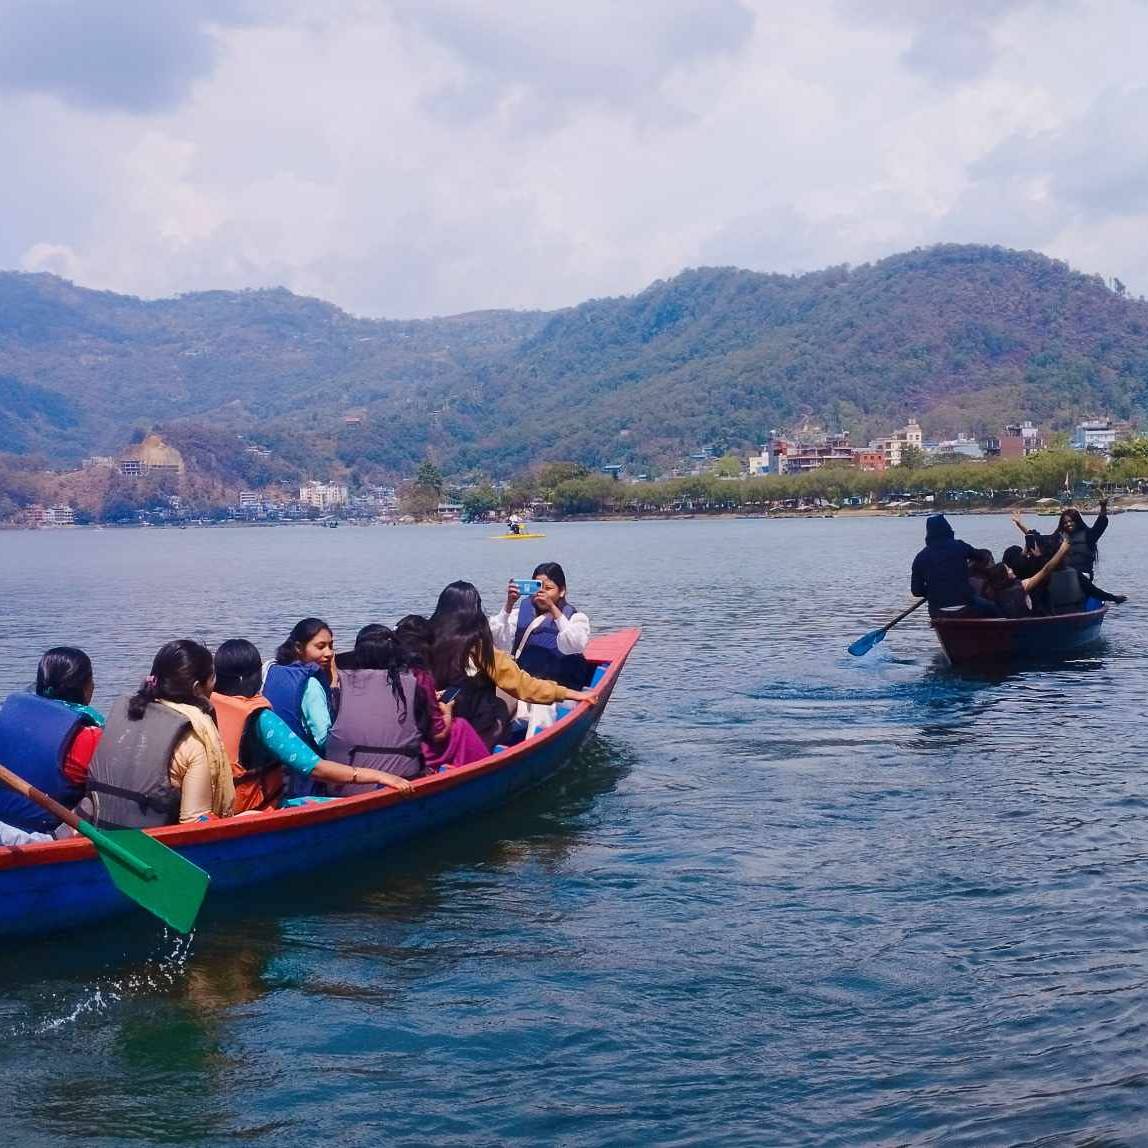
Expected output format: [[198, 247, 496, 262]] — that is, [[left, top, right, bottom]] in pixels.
[[0, 516, 1146, 1144]]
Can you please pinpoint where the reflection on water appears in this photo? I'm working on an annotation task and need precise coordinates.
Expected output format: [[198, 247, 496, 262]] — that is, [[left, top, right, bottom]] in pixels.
[[1, 517, 1147, 1144]]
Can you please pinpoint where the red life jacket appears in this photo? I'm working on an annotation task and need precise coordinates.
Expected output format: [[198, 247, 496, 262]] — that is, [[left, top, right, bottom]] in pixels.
[[211, 693, 280, 813]]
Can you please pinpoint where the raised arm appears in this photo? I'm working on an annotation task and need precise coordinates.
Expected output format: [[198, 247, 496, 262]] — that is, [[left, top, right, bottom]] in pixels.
[[1010, 511, 1031, 537], [1088, 499, 1109, 545]]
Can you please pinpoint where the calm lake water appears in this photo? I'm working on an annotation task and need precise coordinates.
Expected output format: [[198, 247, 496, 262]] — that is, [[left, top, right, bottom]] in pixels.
[[0, 516, 1146, 1145]]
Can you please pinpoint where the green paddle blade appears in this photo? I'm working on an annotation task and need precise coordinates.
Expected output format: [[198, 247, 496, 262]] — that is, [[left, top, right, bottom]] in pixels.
[[78, 823, 210, 934]]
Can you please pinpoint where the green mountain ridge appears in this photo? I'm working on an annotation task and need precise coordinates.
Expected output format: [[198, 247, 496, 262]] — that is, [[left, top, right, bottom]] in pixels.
[[1, 244, 1145, 479]]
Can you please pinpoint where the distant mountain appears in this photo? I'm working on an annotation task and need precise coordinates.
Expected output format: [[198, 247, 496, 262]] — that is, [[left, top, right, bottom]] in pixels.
[[2, 244, 1146, 478]]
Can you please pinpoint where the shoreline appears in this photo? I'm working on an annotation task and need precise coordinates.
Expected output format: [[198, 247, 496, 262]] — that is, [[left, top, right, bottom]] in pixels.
[[7, 502, 1148, 532]]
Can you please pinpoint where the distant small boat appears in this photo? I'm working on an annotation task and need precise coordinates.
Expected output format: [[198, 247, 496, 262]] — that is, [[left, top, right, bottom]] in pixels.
[[932, 602, 1109, 665], [492, 532, 546, 540]]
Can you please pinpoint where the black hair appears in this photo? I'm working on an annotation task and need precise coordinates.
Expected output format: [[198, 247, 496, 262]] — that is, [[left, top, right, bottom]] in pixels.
[[1059, 508, 1086, 532], [213, 639, 263, 699], [351, 625, 410, 719], [531, 562, 567, 592], [35, 646, 93, 704], [968, 550, 993, 570], [429, 583, 495, 688], [430, 581, 484, 624], [986, 563, 1017, 592], [1002, 545, 1027, 573], [395, 614, 433, 668], [128, 639, 214, 720], [275, 617, 332, 665]]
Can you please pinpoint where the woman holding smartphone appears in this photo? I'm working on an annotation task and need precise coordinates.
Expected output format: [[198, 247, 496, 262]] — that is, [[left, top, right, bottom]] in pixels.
[[490, 562, 593, 689]]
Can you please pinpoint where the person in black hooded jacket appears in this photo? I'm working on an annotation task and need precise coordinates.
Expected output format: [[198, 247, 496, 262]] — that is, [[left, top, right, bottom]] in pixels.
[[910, 514, 995, 616]]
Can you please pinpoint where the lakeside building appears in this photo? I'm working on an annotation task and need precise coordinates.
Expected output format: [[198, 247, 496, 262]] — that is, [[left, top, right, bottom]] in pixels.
[[237, 490, 264, 512], [853, 449, 887, 472], [927, 434, 984, 460], [299, 480, 348, 511], [24, 505, 75, 527], [984, 421, 1045, 459], [760, 428, 855, 475], [872, 419, 923, 467], [119, 434, 184, 479], [1072, 419, 1117, 453]]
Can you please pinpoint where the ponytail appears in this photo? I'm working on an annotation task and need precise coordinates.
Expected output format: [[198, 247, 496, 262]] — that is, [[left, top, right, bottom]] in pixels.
[[128, 640, 214, 721], [276, 617, 331, 665]]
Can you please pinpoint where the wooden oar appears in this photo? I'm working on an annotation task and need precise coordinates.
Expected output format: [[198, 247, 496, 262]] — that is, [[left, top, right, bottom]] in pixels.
[[0, 762, 210, 934], [847, 598, 927, 657]]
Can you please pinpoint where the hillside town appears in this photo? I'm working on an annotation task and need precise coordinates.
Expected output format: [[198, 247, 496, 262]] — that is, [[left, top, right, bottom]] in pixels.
[[8, 413, 1148, 529]]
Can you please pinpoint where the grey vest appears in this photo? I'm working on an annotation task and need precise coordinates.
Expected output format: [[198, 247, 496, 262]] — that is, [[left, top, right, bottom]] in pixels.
[[324, 668, 423, 792], [82, 697, 187, 828]]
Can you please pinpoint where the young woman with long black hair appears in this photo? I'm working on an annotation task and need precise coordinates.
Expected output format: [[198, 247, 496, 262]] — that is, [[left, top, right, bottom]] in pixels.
[[212, 638, 412, 810], [263, 618, 339, 797], [430, 581, 596, 749], [0, 646, 104, 834], [83, 639, 232, 826]]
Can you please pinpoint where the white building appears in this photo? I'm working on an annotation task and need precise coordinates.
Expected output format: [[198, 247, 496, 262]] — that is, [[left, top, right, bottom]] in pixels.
[[928, 434, 984, 460], [747, 446, 772, 476], [299, 481, 349, 511], [1072, 419, 1117, 453], [873, 419, 923, 467]]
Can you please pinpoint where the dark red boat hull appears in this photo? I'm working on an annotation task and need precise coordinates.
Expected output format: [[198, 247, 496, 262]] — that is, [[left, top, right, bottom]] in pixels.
[[932, 604, 1109, 665]]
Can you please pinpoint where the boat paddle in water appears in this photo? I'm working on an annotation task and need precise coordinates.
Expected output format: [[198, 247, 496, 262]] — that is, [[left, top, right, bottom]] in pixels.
[[0, 762, 210, 933], [848, 598, 927, 656]]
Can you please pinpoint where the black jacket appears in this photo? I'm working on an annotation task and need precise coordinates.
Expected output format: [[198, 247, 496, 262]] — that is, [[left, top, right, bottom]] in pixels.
[[911, 515, 976, 611]]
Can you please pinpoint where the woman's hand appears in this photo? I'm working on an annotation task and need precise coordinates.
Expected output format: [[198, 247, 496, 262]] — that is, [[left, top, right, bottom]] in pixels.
[[359, 768, 414, 794], [505, 579, 521, 613], [438, 697, 455, 734], [564, 690, 598, 706], [534, 584, 562, 618]]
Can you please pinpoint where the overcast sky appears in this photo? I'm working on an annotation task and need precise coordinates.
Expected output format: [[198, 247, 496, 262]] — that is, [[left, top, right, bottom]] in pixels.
[[3, 0, 1147, 317]]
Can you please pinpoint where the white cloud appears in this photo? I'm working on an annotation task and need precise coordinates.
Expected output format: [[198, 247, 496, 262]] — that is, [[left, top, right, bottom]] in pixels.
[[4, 0, 1148, 315]]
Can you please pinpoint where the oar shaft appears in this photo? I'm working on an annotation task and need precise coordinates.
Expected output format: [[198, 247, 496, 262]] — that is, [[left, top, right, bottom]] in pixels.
[[0, 762, 80, 830], [881, 597, 927, 633], [0, 761, 155, 880]]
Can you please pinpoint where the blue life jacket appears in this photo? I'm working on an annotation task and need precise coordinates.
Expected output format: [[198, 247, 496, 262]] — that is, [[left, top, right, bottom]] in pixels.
[[513, 601, 592, 689], [0, 692, 92, 833], [263, 662, 330, 798]]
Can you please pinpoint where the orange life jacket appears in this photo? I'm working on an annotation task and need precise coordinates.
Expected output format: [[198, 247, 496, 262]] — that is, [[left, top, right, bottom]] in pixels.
[[210, 693, 280, 813]]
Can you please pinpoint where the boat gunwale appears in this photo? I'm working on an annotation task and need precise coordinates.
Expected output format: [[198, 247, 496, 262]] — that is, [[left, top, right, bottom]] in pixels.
[[0, 627, 641, 872], [931, 603, 1110, 631]]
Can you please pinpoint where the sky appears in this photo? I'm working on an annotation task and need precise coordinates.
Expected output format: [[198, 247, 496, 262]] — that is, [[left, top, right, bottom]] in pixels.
[[3, 0, 1148, 318]]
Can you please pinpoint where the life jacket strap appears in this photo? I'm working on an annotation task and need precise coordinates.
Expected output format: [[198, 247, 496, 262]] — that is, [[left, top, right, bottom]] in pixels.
[[87, 778, 178, 817], [347, 745, 421, 762]]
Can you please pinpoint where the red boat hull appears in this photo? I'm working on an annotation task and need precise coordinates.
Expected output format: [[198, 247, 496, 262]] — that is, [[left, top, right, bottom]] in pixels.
[[931, 604, 1109, 665]]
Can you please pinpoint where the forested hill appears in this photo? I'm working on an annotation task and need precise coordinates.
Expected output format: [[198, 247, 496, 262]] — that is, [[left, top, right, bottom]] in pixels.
[[3, 244, 1147, 478]]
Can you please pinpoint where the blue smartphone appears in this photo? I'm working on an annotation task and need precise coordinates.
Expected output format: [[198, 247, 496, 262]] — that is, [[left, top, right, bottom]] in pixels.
[[514, 578, 543, 595], [439, 686, 463, 703]]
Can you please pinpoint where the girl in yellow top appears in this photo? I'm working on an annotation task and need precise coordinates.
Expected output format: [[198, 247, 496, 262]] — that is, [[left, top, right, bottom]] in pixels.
[[428, 581, 595, 749]]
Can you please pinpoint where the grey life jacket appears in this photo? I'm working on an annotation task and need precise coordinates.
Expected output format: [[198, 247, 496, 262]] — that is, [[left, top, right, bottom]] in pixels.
[[1062, 527, 1095, 575], [324, 668, 423, 793], [81, 697, 187, 828], [1048, 568, 1085, 613]]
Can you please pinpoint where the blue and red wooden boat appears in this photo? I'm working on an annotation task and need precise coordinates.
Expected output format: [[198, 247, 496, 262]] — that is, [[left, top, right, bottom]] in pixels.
[[0, 629, 640, 938], [931, 602, 1108, 666]]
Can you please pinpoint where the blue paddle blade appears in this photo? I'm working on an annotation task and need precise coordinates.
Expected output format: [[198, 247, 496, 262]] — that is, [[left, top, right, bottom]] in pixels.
[[847, 628, 887, 657]]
